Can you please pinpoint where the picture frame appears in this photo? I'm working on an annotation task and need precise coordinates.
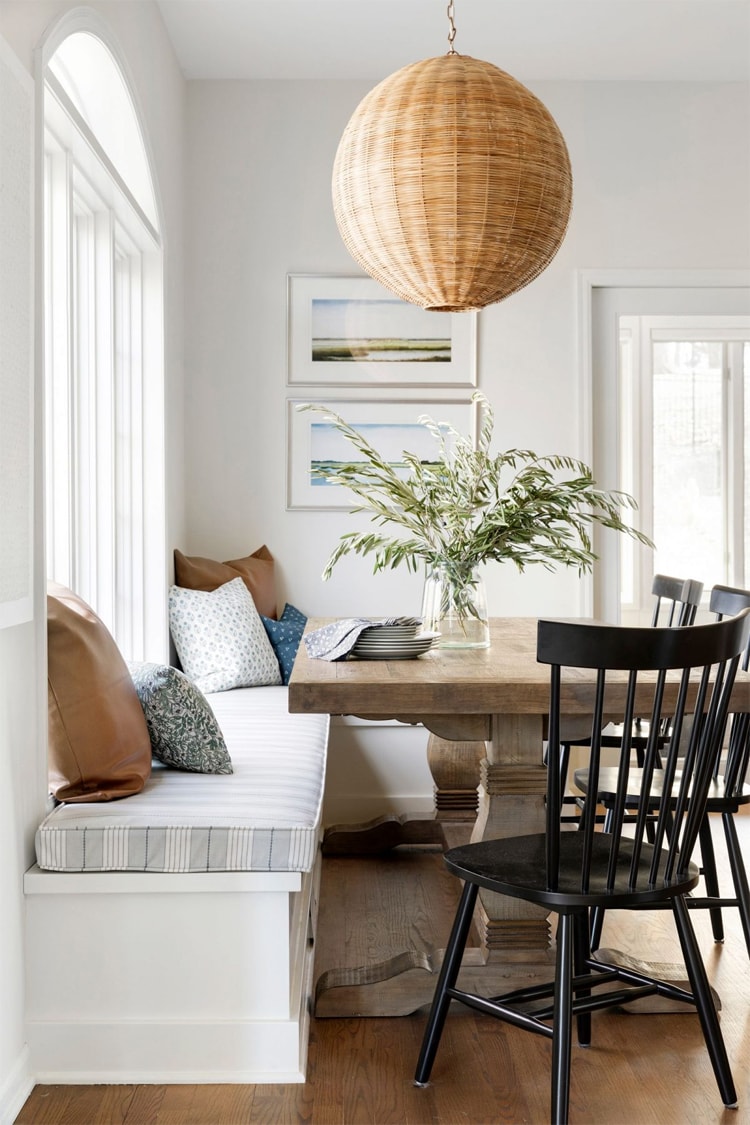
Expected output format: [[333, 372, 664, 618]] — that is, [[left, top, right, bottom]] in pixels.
[[287, 274, 477, 389], [287, 397, 476, 510]]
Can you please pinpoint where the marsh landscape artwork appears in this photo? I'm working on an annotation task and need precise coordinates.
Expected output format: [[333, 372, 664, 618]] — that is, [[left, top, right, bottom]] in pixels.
[[287, 398, 474, 509], [311, 298, 451, 364], [287, 276, 476, 388], [310, 420, 447, 487]]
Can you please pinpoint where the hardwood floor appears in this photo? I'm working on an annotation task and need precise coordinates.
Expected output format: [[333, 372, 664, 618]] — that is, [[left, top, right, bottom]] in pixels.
[[16, 813, 750, 1125]]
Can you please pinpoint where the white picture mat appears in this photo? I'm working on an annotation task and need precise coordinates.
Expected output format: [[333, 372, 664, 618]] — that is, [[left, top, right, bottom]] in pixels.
[[287, 275, 477, 388], [287, 398, 476, 510]]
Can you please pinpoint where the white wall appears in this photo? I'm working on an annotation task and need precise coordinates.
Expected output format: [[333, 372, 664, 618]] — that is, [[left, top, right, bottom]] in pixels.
[[184, 76, 750, 813], [0, 21, 40, 1118], [184, 78, 750, 617], [0, 2, 185, 1115]]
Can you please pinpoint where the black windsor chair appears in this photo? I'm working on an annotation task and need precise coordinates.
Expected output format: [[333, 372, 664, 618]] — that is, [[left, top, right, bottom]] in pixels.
[[414, 610, 750, 1125], [576, 583, 750, 956], [558, 573, 704, 825]]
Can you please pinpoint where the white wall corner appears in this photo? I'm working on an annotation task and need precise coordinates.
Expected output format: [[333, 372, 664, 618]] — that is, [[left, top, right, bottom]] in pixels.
[[0, 1044, 33, 1125]]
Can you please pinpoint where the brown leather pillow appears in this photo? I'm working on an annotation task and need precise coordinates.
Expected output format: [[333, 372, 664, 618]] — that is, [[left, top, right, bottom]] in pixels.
[[173, 545, 277, 619], [47, 583, 152, 802]]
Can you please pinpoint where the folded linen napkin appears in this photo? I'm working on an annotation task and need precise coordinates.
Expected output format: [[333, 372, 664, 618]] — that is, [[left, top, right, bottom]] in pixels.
[[303, 617, 421, 661]]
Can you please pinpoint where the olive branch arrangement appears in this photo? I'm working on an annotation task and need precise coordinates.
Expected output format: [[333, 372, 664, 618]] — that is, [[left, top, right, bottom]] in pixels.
[[300, 392, 652, 583]]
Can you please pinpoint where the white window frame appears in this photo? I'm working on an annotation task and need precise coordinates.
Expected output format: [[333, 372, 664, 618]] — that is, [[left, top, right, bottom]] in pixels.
[[43, 41, 166, 660]]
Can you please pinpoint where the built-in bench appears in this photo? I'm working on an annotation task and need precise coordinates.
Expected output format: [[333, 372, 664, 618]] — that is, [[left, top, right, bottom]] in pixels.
[[24, 685, 329, 1084]]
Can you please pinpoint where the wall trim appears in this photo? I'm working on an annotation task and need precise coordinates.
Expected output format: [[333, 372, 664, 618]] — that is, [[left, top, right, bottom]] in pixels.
[[0, 1044, 34, 1123]]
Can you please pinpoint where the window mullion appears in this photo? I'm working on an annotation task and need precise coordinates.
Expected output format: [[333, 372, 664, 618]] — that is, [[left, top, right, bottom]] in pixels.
[[94, 208, 116, 635], [114, 244, 134, 656], [639, 322, 655, 619], [618, 317, 639, 621], [129, 252, 145, 658], [727, 341, 745, 585], [141, 250, 166, 659], [73, 203, 96, 606], [45, 149, 74, 587]]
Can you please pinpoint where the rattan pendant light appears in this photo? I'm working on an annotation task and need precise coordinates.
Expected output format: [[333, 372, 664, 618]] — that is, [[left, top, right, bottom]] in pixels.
[[332, 2, 573, 312]]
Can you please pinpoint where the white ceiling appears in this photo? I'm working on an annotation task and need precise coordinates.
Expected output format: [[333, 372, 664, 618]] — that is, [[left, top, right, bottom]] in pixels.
[[156, 0, 750, 83]]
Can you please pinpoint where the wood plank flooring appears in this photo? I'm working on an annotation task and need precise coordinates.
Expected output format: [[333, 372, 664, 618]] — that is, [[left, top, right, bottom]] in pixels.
[[15, 813, 750, 1125]]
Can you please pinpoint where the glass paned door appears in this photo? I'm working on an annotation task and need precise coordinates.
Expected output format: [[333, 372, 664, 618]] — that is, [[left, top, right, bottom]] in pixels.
[[616, 316, 750, 624], [651, 340, 724, 585]]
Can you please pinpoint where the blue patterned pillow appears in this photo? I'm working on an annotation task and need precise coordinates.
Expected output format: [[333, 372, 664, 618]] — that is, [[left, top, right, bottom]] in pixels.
[[261, 603, 307, 685], [128, 662, 233, 774]]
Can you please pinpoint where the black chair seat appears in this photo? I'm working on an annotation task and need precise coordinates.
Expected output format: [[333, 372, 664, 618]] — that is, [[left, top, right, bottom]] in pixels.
[[445, 832, 699, 910], [575, 766, 750, 813]]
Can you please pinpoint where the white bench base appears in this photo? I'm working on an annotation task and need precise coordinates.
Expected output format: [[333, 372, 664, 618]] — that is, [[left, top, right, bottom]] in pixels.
[[24, 857, 321, 1083]]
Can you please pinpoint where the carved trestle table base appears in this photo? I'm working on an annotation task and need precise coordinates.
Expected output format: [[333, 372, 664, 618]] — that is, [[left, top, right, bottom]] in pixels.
[[289, 617, 750, 1017]]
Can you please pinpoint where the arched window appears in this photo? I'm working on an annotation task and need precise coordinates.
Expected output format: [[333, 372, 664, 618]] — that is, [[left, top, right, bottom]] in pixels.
[[44, 21, 166, 660]]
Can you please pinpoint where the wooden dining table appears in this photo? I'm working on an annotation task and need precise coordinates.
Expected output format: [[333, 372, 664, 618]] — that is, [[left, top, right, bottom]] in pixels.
[[288, 616, 750, 1017]]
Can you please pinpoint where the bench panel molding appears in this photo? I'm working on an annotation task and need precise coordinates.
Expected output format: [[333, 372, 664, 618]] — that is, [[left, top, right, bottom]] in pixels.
[[25, 862, 320, 1083]]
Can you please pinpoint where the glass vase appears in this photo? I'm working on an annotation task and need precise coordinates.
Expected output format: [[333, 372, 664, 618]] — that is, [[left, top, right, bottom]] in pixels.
[[421, 563, 490, 649]]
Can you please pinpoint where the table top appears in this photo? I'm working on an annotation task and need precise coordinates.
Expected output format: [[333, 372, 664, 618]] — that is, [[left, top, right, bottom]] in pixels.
[[288, 616, 750, 722], [289, 617, 547, 718]]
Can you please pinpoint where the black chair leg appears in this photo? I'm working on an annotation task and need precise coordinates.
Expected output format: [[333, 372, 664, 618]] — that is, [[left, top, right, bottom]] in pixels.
[[559, 742, 570, 791], [589, 807, 614, 951], [414, 881, 478, 1087], [672, 895, 737, 1108], [698, 814, 724, 943], [573, 910, 591, 1048], [551, 912, 574, 1125], [723, 811, 750, 960]]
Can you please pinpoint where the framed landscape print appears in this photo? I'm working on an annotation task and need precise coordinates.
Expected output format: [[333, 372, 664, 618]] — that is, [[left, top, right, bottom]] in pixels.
[[287, 274, 477, 389], [286, 398, 476, 510]]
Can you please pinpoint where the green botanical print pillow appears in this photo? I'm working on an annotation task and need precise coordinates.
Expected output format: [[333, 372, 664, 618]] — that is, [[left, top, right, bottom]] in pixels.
[[128, 662, 233, 774]]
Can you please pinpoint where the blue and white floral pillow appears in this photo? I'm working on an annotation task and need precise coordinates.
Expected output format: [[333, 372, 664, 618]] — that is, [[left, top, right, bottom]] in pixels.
[[169, 576, 282, 694], [129, 661, 233, 773]]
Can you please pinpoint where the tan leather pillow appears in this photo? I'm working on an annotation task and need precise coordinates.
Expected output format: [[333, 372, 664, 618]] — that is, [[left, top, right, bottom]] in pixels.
[[47, 583, 152, 802], [173, 545, 277, 619]]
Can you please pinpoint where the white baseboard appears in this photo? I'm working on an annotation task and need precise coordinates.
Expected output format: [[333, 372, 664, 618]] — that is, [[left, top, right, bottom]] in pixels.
[[27, 1017, 308, 1085], [0, 1045, 34, 1125]]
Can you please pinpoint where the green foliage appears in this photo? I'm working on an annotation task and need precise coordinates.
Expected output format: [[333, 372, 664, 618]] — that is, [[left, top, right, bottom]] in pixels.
[[299, 393, 653, 581]]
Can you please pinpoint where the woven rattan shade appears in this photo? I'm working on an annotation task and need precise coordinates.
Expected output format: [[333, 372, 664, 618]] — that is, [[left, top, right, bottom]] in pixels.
[[332, 53, 573, 312]]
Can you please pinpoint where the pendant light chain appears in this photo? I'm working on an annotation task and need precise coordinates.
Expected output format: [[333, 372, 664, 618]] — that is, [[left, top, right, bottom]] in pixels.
[[446, 0, 457, 54]]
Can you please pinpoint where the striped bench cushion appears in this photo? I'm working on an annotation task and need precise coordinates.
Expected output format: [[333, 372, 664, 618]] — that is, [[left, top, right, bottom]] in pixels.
[[35, 686, 329, 874]]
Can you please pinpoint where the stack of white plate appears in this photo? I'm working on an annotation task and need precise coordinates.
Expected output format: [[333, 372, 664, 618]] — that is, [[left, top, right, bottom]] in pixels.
[[352, 619, 440, 660]]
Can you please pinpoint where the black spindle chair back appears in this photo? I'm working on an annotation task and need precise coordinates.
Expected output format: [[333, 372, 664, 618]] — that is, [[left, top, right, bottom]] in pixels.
[[582, 583, 750, 955], [540, 615, 745, 899]]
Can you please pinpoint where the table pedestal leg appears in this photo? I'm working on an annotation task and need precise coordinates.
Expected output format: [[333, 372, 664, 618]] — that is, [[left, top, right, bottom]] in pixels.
[[427, 733, 485, 820], [314, 715, 556, 1016], [471, 714, 552, 956], [322, 730, 484, 854]]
